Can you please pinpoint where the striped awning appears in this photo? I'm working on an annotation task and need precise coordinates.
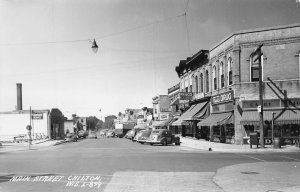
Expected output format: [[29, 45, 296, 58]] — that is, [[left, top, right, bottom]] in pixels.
[[197, 112, 233, 126], [241, 110, 300, 125]]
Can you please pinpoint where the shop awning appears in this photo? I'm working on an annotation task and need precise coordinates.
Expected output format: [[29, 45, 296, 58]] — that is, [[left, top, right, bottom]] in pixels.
[[171, 119, 189, 126], [197, 112, 233, 126], [158, 117, 175, 127], [240, 110, 300, 125], [183, 102, 208, 121]]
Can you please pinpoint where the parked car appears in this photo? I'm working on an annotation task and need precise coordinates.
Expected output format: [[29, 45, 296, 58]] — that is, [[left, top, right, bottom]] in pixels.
[[132, 130, 143, 142], [106, 130, 115, 138], [146, 129, 180, 146], [135, 129, 152, 144], [125, 129, 136, 140], [87, 131, 97, 139], [78, 130, 88, 138], [129, 128, 146, 141], [65, 132, 78, 142]]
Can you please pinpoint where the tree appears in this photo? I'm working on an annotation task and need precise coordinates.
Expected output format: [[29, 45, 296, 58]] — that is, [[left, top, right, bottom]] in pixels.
[[86, 116, 100, 131]]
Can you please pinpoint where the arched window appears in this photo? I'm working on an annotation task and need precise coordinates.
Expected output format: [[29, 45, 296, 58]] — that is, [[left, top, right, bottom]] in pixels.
[[227, 57, 233, 85], [213, 66, 217, 90], [195, 76, 198, 93], [220, 62, 224, 88], [200, 73, 203, 93], [205, 70, 209, 93], [250, 54, 263, 82]]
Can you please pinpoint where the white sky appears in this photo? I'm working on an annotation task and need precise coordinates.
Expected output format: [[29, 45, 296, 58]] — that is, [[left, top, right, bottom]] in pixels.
[[1, 0, 300, 119]]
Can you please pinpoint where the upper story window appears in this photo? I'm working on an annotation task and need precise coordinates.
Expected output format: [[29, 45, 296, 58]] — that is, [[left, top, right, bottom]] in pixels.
[[220, 62, 224, 88], [227, 57, 233, 85], [250, 54, 263, 82], [205, 70, 209, 93], [200, 73, 203, 93], [195, 76, 198, 93], [213, 66, 217, 90]]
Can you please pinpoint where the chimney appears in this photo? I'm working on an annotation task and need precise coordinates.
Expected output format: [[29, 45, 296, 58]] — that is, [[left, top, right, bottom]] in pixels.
[[16, 83, 22, 110]]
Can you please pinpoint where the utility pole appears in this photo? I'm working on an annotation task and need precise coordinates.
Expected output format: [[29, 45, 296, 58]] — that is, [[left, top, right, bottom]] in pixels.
[[252, 44, 264, 148]]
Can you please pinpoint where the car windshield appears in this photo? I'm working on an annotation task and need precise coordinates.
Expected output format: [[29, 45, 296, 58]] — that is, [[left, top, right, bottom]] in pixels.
[[151, 131, 161, 134]]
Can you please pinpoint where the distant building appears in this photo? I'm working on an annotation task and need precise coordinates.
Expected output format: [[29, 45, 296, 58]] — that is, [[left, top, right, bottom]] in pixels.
[[152, 95, 171, 121]]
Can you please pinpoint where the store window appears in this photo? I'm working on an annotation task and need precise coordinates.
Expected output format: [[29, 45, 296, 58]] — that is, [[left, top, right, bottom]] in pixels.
[[220, 62, 224, 88], [213, 66, 217, 90], [250, 54, 264, 82], [200, 73, 203, 93], [227, 57, 233, 85], [205, 70, 209, 93]]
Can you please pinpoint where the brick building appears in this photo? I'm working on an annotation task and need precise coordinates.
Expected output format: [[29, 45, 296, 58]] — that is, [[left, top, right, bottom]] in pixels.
[[196, 23, 300, 145]]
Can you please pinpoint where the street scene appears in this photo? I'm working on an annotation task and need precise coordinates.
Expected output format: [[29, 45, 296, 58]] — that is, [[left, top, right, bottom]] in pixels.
[[1, 0, 300, 191]]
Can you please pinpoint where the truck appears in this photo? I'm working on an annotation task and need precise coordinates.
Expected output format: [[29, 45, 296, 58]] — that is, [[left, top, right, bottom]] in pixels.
[[114, 122, 135, 138]]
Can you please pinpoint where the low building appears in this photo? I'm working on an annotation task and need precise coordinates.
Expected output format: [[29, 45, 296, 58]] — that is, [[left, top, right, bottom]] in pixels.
[[0, 108, 65, 141]]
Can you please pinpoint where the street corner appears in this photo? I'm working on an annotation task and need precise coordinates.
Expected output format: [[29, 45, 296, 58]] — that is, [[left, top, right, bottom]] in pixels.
[[213, 162, 300, 192], [0, 173, 110, 192]]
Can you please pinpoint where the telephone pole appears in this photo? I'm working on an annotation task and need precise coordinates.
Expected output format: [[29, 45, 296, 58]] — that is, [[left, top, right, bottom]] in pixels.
[[252, 44, 264, 148]]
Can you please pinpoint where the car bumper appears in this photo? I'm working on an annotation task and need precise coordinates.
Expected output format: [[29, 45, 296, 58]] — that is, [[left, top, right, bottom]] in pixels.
[[145, 140, 161, 144]]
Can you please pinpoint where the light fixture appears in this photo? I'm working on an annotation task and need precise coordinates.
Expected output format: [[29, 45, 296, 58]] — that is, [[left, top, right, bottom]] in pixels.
[[91, 39, 98, 53]]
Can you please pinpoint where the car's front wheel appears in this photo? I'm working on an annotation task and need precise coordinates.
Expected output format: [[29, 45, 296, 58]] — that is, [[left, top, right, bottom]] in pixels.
[[162, 139, 167, 146], [175, 139, 180, 145]]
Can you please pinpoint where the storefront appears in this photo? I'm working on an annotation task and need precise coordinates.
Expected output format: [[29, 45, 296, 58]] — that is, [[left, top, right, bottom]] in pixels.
[[240, 99, 300, 145], [170, 101, 209, 138], [198, 90, 235, 144]]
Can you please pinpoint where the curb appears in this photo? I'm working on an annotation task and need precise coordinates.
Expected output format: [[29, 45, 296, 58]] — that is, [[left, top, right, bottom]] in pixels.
[[53, 140, 66, 146], [180, 138, 300, 153]]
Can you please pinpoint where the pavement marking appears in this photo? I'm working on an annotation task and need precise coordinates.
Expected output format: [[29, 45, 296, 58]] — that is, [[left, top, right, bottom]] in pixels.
[[279, 156, 300, 161], [238, 154, 267, 162]]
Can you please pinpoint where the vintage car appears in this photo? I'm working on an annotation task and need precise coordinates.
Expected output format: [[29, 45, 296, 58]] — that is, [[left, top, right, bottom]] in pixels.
[[135, 129, 152, 144], [146, 129, 180, 146]]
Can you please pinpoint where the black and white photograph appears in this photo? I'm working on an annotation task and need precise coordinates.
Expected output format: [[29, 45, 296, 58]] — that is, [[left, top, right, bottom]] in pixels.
[[1, 0, 300, 191]]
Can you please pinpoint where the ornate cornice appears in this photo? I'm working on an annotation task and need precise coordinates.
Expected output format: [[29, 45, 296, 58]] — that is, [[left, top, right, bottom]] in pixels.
[[240, 36, 300, 48]]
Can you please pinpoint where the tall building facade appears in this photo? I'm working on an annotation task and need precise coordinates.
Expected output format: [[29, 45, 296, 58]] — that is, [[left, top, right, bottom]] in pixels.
[[197, 23, 300, 145]]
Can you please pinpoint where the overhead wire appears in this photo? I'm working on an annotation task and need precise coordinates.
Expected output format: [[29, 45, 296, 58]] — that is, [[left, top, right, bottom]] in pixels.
[[0, 12, 185, 47], [184, 0, 191, 55]]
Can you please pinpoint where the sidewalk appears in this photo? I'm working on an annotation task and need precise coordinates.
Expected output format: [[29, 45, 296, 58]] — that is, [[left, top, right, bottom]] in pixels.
[[180, 136, 300, 153], [0, 139, 66, 153], [214, 162, 300, 192]]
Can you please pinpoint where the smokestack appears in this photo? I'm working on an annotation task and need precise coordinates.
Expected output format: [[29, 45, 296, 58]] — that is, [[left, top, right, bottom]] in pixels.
[[16, 83, 22, 110]]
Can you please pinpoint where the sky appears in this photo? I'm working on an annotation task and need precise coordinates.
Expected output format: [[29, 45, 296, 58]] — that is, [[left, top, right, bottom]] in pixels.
[[1, 0, 300, 119]]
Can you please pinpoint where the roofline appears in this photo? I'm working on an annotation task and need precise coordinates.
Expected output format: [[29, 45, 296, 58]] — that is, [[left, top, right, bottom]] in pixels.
[[210, 23, 300, 52], [0, 109, 50, 114], [185, 50, 209, 65]]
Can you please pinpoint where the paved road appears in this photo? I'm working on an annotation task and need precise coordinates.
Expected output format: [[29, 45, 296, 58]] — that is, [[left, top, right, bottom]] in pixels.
[[0, 138, 299, 192]]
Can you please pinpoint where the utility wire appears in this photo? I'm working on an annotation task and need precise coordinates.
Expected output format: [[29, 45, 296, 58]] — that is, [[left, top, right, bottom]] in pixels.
[[0, 13, 185, 46], [184, 0, 191, 55]]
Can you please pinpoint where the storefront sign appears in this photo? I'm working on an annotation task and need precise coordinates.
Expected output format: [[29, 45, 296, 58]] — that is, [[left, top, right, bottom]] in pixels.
[[243, 98, 300, 109], [243, 100, 280, 109], [31, 113, 43, 119], [212, 103, 234, 113], [160, 114, 169, 120], [212, 90, 234, 105], [179, 92, 193, 100]]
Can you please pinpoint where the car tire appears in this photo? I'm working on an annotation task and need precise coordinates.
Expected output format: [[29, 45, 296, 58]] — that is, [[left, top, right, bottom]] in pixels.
[[150, 143, 153, 146], [162, 139, 167, 146], [140, 142, 144, 144], [175, 139, 180, 146]]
